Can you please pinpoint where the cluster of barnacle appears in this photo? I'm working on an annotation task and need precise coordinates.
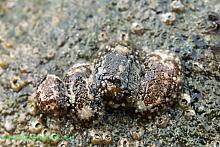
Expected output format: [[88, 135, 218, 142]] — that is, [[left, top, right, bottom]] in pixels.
[[88, 125, 145, 146], [28, 115, 65, 146], [89, 130, 112, 145], [31, 38, 182, 124]]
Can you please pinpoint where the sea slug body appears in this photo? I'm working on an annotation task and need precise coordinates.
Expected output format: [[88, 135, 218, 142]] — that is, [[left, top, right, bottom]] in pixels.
[[32, 38, 182, 122]]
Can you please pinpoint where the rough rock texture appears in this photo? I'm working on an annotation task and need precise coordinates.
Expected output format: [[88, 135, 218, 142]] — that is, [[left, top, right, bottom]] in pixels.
[[0, 0, 219, 146]]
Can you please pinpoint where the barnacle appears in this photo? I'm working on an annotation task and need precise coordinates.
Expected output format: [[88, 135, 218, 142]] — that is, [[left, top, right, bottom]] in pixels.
[[40, 128, 55, 143], [58, 141, 69, 147], [133, 140, 145, 147], [89, 130, 103, 145], [209, 140, 220, 147], [29, 117, 45, 133], [34, 75, 69, 117], [179, 93, 191, 109], [131, 22, 145, 36], [118, 138, 130, 147], [94, 42, 141, 107], [155, 115, 169, 128], [41, 128, 50, 137], [10, 76, 26, 92], [28, 95, 39, 116], [102, 131, 112, 145], [130, 126, 145, 141], [170, 0, 185, 12], [89, 130, 112, 145], [160, 12, 176, 25], [50, 133, 61, 144], [98, 31, 108, 42], [199, 11, 220, 34], [136, 50, 182, 117], [64, 63, 104, 122], [184, 109, 196, 120]]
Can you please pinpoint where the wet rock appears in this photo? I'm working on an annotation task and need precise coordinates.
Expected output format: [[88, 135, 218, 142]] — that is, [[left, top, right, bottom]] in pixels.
[[0, 0, 219, 146]]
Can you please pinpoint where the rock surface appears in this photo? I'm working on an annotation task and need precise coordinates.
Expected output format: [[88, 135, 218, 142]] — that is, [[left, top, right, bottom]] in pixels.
[[0, 0, 219, 146]]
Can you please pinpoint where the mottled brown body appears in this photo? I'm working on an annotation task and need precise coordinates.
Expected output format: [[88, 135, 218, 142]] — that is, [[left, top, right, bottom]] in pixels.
[[136, 51, 182, 117], [34, 75, 69, 117], [94, 42, 140, 107], [33, 40, 182, 121]]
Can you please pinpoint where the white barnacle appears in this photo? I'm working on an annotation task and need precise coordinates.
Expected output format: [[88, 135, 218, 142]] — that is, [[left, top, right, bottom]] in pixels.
[[77, 106, 93, 120]]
